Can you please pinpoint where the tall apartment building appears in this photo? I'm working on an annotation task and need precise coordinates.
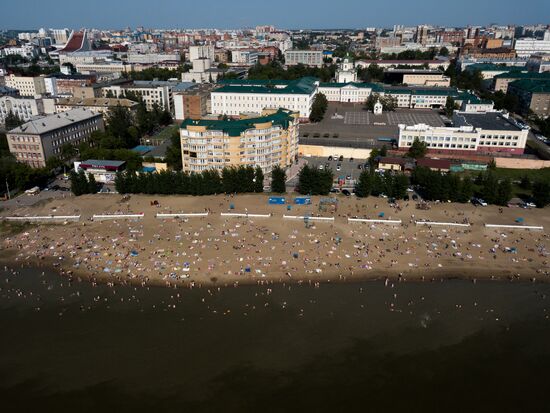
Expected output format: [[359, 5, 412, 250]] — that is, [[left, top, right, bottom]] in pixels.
[[398, 111, 528, 156], [211, 77, 318, 119], [189, 45, 215, 62], [6, 108, 104, 168], [284, 50, 323, 67], [180, 108, 299, 173], [4, 74, 47, 97]]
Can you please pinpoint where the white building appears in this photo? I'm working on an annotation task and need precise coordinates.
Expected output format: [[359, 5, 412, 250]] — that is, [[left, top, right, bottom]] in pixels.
[[514, 32, 550, 58], [50, 28, 70, 45], [188, 45, 215, 62], [398, 111, 528, 155], [318, 82, 374, 103], [126, 52, 180, 64], [0, 44, 39, 59], [230, 49, 259, 65], [181, 58, 223, 83], [211, 77, 318, 119], [0, 96, 42, 125], [284, 50, 323, 67], [336, 57, 357, 83], [102, 80, 179, 112], [4, 74, 47, 97]]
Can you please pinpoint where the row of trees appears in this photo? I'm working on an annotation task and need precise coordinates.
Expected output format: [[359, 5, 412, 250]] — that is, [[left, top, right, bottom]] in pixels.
[[297, 165, 333, 195], [355, 170, 409, 199], [411, 167, 513, 206], [114, 166, 265, 195], [69, 170, 98, 196]]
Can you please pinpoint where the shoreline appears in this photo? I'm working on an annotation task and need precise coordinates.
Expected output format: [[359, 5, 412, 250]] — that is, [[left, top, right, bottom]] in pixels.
[[2, 247, 548, 289], [1, 193, 548, 289]]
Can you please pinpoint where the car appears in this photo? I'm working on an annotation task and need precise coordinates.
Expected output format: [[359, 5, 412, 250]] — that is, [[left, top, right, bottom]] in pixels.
[[328, 156, 333, 161], [379, 194, 388, 198], [318, 164, 324, 170], [346, 175, 352, 180], [338, 155, 344, 161], [325, 162, 330, 168], [412, 194, 418, 201], [523, 201, 536, 208], [330, 188, 340, 193], [336, 164, 341, 171], [388, 197, 396, 204], [342, 189, 351, 196], [472, 197, 488, 206], [406, 187, 415, 192], [358, 164, 363, 170], [349, 157, 354, 162]]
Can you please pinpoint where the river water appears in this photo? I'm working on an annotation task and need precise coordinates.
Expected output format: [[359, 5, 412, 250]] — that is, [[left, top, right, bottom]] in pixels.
[[1, 265, 549, 412]]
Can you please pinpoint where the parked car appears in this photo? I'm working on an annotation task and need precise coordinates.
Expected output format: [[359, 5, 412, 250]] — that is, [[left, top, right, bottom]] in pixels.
[[342, 189, 352, 196], [328, 156, 333, 161], [349, 157, 354, 162], [346, 175, 352, 180], [330, 188, 340, 193], [357, 164, 363, 170], [325, 163, 330, 168], [318, 164, 324, 170], [336, 164, 341, 171], [472, 197, 488, 206], [338, 155, 344, 161]]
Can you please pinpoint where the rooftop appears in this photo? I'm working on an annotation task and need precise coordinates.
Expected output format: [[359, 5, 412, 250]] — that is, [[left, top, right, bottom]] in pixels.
[[494, 71, 550, 80], [80, 159, 126, 170], [214, 77, 318, 95], [453, 111, 522, 131], [181, 108, 297, 136], [8, 108, 101, 135], [507, 79, 550, 93], [465, 63, 524, 72], [56, 97, 138, 108]]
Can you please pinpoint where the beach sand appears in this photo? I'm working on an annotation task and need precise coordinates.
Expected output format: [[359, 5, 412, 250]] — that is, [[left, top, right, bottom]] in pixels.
[[1, 193, 549, 287]]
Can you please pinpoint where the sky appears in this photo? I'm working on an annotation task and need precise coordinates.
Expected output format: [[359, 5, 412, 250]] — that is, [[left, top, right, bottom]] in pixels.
[[1, 0, 548, 30]]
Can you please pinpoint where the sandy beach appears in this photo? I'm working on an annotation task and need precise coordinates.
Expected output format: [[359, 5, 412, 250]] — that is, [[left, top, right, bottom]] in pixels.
[[1, 193, 549, 287]]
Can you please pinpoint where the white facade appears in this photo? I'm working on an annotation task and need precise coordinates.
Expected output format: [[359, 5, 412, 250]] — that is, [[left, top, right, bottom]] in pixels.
[[514, 35, 550, 58], [0, 44, 39, 59], [284, 50, 323, 67], [336, 58, 357, 83], [102, 81, 175, 112], [318, 83, 373, 103], [189, 45, 215, 62], [0, 96, 42, 125], [230, 50, 259, 65], [4, 74, 47, 97]]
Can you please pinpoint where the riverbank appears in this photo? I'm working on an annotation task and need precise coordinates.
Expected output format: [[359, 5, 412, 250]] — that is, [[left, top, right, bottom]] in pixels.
[[1, 193, 549, 287]]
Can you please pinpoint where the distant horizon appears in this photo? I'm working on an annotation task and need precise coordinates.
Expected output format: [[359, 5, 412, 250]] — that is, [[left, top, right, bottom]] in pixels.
[[1, 0, 548, 31]]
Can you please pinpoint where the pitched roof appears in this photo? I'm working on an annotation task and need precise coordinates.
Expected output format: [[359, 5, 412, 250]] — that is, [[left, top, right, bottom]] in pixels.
[[8, 108, 101, 135], [181, 108, 297, 136]]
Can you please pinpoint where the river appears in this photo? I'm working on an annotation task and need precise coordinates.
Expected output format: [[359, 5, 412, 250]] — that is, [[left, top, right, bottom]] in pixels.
[[1, 265, 549, 412]]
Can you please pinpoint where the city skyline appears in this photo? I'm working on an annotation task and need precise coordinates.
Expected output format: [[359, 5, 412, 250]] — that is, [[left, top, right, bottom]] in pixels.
[[1, 0, 549, 30]]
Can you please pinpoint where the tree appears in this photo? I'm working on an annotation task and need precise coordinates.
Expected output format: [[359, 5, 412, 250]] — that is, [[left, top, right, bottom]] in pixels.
[[69, 170, 88, 196], [4, 111, 24, 130], [165, 128, 182, 170], [309, 93, 328, 122], [271, 165, 286, 193], [532, 180, 550, 208], [297, 165, 333, 195], [254, 166, 264, 193], [439, 47, 450, 56], [407, 137, 427, 159], [379, 145, 388, 157], [355, 170, 373, 198], [495, 178, 512, 206], [519, 176, 531, 190], [445, 97, 456, 117], [87, 173, 98, 194]]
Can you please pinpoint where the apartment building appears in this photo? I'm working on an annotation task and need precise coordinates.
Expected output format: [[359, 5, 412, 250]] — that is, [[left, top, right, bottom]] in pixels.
[[102, 80, 179, 112], [493, 71, 550, 93], [6, 108, 104, 168], [173, 83, 214, 121], [507, 79, 550, 117], [513, 33, 550, 58], [4, 74, 47, 97], [398, 111, 528, 155], [0, 96, 46, 125], [180, 108, 299, 173], [284, 50, 323, 67]]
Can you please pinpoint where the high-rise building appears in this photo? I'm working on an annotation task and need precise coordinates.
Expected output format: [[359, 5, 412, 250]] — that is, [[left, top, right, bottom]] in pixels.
[[180, 108, 299, 173]]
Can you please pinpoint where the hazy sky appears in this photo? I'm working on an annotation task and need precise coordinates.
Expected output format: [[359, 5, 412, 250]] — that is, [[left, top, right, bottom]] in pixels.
[[1, 0, 548, 30]]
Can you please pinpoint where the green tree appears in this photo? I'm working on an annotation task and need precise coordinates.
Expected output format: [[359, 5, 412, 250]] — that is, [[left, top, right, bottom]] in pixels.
[[407, 137, 428, 159], [445, 97, 456, 117], [254, 166, 264, 193], [271, 165, 286, 193], [4, 111, 24, 130], [87, 173, 98, 194], [495, 178, 512, 206], [532, 180, 550, 208], [309, 93, 328, 122], [165, 128, 182, 170], [355, 170, 373, 198]]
